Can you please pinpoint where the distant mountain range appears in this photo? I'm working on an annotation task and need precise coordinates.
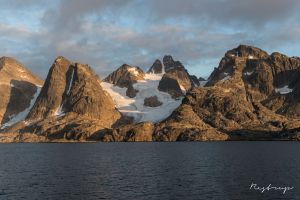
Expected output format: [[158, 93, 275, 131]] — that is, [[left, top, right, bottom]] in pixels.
[[1, 45, 300, 142]]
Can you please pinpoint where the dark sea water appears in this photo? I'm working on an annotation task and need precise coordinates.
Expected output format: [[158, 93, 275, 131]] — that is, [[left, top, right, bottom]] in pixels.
[[0, 142, 299, 200]]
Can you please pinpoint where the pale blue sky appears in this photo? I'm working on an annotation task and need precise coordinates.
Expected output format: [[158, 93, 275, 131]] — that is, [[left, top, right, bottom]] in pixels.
[[1, 0, 300, 79]]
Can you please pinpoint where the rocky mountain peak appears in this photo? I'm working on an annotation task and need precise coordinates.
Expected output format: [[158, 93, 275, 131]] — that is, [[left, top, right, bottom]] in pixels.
[[27, 57, 121, 122], [54, 56, 70, 64], [269, 52, 291, 63], [0, 56, 20, 66], [62, 63, 120, 120], [225, 44, 269, 59], [148, 59, 163, 74], [163, 55, 185, 72], [0, 56, 43, 127], [163, 55, 174, 64], [156, 55, 198, 98], [25, 56, 72, 120], [153, 46, 300, 141], [0, 56, 43, 85], [104, 64, 145, 88], [3, 57, 122, 140]]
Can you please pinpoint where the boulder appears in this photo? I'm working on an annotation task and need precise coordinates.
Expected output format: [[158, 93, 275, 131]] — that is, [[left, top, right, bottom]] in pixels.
[[144, 96, 163, 107], [158, 74, 183, 99], [126, 84, 139, 98]]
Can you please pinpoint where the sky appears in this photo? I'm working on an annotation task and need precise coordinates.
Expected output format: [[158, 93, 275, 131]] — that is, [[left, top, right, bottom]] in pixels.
[[1, 0, 300, 79]]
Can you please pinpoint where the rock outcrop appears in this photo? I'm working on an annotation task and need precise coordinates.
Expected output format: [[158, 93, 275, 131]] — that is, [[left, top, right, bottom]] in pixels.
[[90, 122, 154, 142], [156, 55, 197, 98], [144, 96, 163, 107], [162, 55, 193, 89], [153, 105, 228, 141], [158, 74, 184, 99], [0, 57, 43, 126], [104, 64, 145, 88], [126, 84, 139, 98]]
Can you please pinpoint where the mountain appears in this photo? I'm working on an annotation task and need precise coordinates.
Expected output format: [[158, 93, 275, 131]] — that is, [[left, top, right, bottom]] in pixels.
[[104, 64, 145, 88], [148, 59, 163, 74], [2, 45, 300, 142], [101, 55, 200, 123], [157, 55, 195, 98], [101, 69, 183, 123], [2, 56, 121, 141], [153, 45, 300, 141], [0, 57, 43, 128]]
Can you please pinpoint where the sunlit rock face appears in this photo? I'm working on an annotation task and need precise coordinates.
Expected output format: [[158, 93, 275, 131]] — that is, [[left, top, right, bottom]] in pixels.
[[3, 56, 121, 140], [0, 56, 43, 127], [104, 64, 145, 88], [154, 45, 300, 141]]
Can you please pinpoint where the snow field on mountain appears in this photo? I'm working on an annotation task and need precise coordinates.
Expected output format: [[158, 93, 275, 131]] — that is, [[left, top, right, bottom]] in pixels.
[[101, 73, 182, 122], [0, 86, 41, 129]]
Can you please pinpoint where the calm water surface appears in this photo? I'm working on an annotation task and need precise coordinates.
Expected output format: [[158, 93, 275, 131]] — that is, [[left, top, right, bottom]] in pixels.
[[0, 142, 299, 200]]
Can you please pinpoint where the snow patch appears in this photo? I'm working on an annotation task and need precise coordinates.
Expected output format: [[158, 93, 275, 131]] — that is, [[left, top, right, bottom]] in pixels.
[[222, 75, 230, 81], [275, 85, 293, 94], [221, 72, 231, 81], [101, 73, 182, 122], [66, 68, 74, 95], [0, 86, 41, 129], [244, 71, 254, 76], [179, 84, 186, 95], [128, 67, 139, 76], [55, 104, 65, 117], [20, 74, 28, 78], [248, 55, 254, 59], [161, 62, 166, 74], [200, 81, 208, 87]]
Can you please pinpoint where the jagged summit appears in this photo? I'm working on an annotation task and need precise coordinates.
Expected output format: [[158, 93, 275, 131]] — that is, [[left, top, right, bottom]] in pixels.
[[0, 56, 21, 66], [162, 55, 185, 72], [26, 56, 72, 120], [225, 44, 269, 59], [157, 55, 195, 98], [146, 55, 200, 98], [104, 64, 145, 88], [147, 55, 188, 74], [148, 59, 163, 74], [0, 56, 43, 85]]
